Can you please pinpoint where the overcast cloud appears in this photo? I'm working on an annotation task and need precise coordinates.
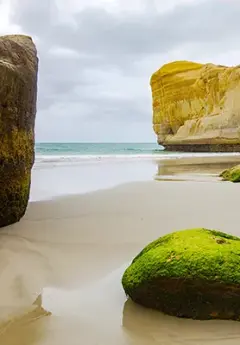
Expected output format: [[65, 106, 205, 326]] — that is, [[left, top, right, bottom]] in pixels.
[[0, 0, 240, 142]]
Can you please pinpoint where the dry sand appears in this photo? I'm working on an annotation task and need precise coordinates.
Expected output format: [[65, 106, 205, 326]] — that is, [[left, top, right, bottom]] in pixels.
[[1, 180, 240, 344]]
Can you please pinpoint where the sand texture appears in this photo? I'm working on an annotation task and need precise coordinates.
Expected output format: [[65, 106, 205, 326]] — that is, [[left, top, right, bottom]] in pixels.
[[0, 180, 240, 344]]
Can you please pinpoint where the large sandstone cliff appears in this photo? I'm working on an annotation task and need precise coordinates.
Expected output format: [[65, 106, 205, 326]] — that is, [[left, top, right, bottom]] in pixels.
[[0, 35, 38, 227], [151, 61, 240, 151]]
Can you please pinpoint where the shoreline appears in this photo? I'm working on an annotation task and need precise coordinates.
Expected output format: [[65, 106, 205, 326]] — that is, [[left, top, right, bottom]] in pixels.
[[31, 154, 240, 202], [34, 150, 240, 169]]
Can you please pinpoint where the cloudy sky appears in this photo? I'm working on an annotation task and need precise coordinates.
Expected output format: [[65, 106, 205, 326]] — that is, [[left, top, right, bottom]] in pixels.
[[0, 0, 239, 142]]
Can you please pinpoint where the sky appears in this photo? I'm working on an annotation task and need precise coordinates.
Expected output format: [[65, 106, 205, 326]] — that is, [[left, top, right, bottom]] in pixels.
[[0, 0, 240, 142]]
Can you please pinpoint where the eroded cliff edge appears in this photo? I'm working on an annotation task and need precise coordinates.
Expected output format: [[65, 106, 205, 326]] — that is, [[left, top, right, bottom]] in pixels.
[[0, 35, 38, 227], [151, 60, 240, 151]]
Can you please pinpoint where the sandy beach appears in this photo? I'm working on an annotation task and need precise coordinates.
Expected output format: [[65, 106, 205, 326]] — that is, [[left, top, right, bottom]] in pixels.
[[1, 1, 240, 343], [1, 165, 240, 344]]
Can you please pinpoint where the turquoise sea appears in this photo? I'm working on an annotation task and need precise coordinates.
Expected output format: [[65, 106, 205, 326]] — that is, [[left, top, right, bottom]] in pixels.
[[33, 142, 167, 200], [35, 142, 239, 165], [35, 142, 164, 156], [34, 142, 172, 167]]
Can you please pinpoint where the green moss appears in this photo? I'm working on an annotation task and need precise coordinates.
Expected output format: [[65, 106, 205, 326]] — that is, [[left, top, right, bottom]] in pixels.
[[0, 129, 34, 227], [123, 228, 240, 291], [220, 165, 240, 182], [122, 229, 240, 320], [0, 171, 31, 227], [0, 130, 34, 227]]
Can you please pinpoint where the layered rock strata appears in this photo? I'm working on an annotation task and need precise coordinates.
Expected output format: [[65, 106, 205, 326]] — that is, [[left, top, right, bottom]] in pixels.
[[151, 61, 240, 151]]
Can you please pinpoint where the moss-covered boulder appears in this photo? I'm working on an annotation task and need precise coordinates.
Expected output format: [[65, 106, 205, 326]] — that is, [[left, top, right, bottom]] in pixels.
[[0, 35, 38, 227], [220, 165, 240, 182], [122, 228, 240, 321]]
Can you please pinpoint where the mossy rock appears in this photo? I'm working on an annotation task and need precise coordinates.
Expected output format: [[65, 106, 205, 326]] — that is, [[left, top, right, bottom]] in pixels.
[[122, 228, 240, 321], [0, 35, 38, 227], [220, 165, 240, 182]]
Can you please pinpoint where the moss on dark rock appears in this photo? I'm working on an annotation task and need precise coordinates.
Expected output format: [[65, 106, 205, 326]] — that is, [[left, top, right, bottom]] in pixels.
[[122, 228, 240, 321], [0, 35, 38, 227], [220, 165, 240, 182], [0, 172, 31, 227]]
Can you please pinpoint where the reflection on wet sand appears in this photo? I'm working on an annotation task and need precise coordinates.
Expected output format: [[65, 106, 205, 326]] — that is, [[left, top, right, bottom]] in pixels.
[[0, 295, 50, 345], [123, 299, 240, 345], [155, 156, 240, 181]]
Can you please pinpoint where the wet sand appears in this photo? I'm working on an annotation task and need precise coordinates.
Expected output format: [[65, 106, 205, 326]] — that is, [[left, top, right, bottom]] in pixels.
[[1, 179, 240, 344], [156, 154, 240, 181]]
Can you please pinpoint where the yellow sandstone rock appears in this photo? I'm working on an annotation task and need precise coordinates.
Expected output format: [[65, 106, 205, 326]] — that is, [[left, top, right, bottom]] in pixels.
[[151, 60, 240, 151]]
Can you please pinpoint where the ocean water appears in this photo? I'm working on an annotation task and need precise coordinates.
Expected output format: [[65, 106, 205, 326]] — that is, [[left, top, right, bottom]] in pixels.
[[34, 142, 240, 167], [35, 142, 166, 167], [35, 142, 163, 156], [32, 143, 164, 200]]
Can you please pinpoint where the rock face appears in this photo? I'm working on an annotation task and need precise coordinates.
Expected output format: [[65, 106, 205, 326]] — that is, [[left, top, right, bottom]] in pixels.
[[151, 61, 240, 151], [0, 35, 38, 227], [122, 228, 240, 321], [220, 165, 240, 182]]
